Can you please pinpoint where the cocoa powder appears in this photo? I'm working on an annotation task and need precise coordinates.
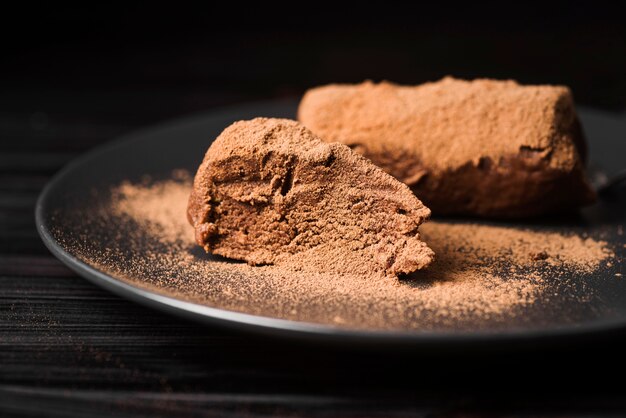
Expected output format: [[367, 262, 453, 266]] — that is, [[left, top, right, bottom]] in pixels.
[[298, 78, 595, 217], [187, 118, 433, 277], [59, 173, 616, 331]]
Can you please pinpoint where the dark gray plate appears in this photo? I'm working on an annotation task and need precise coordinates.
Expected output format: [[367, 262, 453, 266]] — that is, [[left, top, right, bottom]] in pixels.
[[36, 100, 626, 345]]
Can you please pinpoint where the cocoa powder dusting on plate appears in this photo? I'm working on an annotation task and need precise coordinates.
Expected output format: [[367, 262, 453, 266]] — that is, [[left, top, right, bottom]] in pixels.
[[57, 172, 616, 331]]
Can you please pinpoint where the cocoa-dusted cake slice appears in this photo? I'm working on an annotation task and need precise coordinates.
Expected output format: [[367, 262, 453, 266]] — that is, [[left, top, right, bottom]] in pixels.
[[298, 77, 596, 218], [187, 118, 434, 277]]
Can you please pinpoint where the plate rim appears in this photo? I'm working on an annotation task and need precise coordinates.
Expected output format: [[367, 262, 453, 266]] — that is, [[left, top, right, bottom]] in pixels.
[[35, 100, 626, 345]]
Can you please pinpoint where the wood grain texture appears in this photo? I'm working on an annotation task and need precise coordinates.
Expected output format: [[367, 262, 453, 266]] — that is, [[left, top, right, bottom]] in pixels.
[[2, 94, 626, 417]]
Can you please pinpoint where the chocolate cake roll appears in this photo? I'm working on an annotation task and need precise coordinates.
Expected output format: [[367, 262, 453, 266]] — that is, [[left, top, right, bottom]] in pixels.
[[187, 118, 434, 277], [298, 77, 595, 217]]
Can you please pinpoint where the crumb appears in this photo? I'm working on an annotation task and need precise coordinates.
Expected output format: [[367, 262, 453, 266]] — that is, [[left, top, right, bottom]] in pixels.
[[531, 251, 550, 261]]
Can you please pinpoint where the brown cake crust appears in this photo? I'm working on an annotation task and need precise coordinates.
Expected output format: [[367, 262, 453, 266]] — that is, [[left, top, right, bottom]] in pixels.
[[187, 118, 434, 277], [298, 77, 596, 218]]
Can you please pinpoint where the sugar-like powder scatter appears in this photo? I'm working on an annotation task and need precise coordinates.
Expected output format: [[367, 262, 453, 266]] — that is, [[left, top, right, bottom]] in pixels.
[[58, 172, 616, 331]]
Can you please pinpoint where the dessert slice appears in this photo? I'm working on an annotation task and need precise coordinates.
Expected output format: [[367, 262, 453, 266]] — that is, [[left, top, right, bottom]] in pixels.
[[187, 118, 434, 277], [298, 77, 596, 218]]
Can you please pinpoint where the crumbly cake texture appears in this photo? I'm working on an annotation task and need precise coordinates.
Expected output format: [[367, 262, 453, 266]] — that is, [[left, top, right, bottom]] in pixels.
[[298, 77, 596, 218], [187, 118, 434, 277]]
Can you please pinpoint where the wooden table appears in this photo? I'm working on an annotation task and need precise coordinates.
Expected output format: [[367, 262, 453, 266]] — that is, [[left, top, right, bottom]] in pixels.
[[2, 88, 626, 417]]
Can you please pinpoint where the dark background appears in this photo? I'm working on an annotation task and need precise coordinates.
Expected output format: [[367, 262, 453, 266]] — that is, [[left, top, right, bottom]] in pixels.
[[2, 5, 626, 417], [3, 4, 626, 132]]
